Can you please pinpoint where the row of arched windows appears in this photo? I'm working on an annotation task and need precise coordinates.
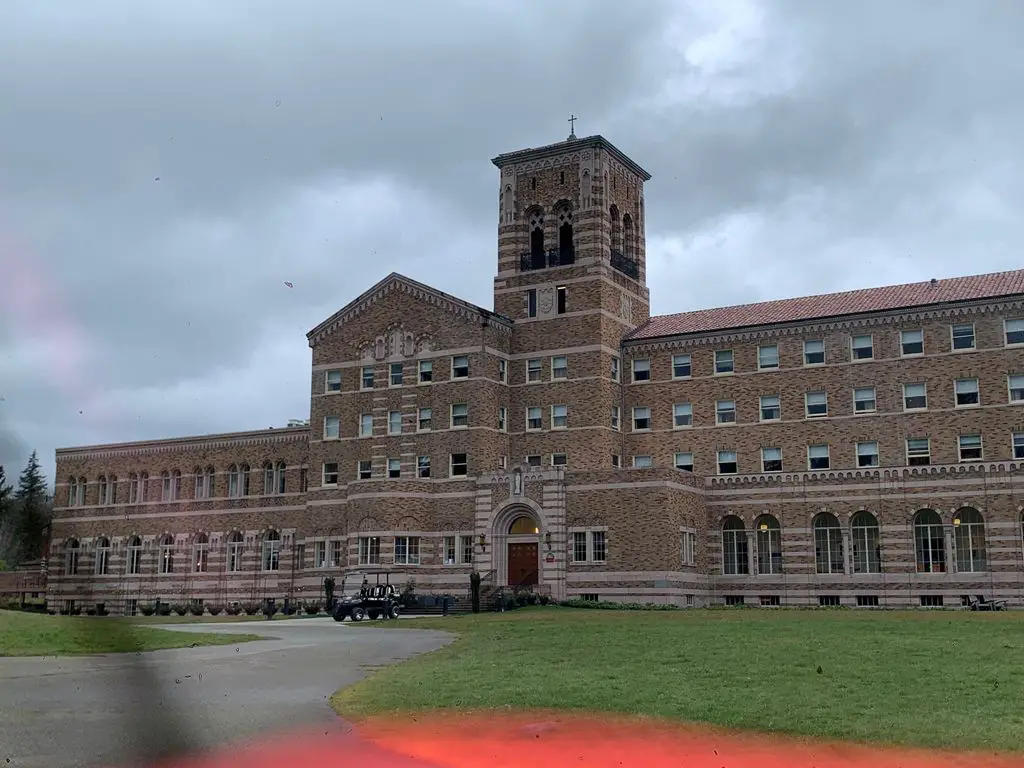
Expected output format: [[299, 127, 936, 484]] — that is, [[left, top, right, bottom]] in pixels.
[[721, 508, 990, 575], [609, 204, 636, 259], [66, 463, 291, 507]]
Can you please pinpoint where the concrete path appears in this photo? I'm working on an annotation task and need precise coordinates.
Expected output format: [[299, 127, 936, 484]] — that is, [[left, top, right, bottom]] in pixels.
[[0, 617, 452, 768]]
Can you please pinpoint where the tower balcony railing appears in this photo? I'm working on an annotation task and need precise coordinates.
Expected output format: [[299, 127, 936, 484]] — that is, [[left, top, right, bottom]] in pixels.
[[519, 248, 575, 272], [610, 249, 640, 280]]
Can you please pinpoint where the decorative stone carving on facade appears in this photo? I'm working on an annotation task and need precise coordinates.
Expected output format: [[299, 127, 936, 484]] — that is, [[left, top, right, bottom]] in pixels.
[[500, 183, 515, 224], [580, 169, 592, 210], [537, 286, 556, 318], [511, 152, 582, 175], [620, 293, 634, 324]]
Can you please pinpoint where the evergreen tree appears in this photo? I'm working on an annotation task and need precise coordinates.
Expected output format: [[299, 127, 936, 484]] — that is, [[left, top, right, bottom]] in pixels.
[[13, 451, 49, 564], [0, 463, 12, 567]]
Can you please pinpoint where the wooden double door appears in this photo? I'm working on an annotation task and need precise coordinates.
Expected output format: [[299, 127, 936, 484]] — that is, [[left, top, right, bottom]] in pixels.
[[507, 542, 539, 587]]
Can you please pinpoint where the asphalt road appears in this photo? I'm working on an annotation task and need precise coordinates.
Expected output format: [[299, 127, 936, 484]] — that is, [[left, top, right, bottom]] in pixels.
[[0, 617, 452, 768]]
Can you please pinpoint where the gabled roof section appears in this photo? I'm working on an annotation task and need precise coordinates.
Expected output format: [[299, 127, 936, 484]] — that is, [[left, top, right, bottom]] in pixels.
[[307, 272, 513, 347], [626, 268, 1024, 341], [491, 134, 651, 182]]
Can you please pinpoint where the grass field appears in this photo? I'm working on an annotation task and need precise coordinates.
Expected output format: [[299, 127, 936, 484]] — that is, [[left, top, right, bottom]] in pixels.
[[125, 612, 322, 624], [0, 609, 264, 656], [332, 608, 1024, 752]]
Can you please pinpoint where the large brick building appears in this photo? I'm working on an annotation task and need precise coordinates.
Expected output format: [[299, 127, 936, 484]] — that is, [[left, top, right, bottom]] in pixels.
[[48, 132, 1024, 614]]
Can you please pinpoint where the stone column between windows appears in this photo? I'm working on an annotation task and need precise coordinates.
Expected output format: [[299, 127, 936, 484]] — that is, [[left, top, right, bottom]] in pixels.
[[843, 529, 853, 576], [945, 525, 956, 574], [746, 530, 756, 576]]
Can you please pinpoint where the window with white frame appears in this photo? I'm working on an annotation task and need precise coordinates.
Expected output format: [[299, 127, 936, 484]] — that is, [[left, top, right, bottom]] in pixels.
[[527, 359, 542, 382], [359, 536, 381, 565], [387, 458, 401, 478], [808, 444, 830, 470], [450, 453, 468, 476], [758, 344, 779, 369], [417, 456, 430, 478], [322, 463, 339, 485], [95, 537, 110, 575], [813, 514, 844, 574], [672, 354, 691, 378], [1008, 374, 1024, 403], [498, 358, 507, 383], [904, 383, 927, 410], [753, 394, 779, 421], [324, 415, 340, 439], [527, 288, 537, 317], [632, 358, 651, 382], [498, 406, 507, 431], [611, 356, 620, 381], [358, 460, 372, 479], [442, 535, 474, 565], [571, 530, 606, 562], [611, 406, 620, 431], [856, 441, 879, 467], [127, 536, 142, 574], [717, 450, 738, 474], [673, 402, 692, 428], [761, 447, 782, 472], [951, 323, 975, 350], [958, 434, 983, 461], [315, 541, 327, 568], [263, 462, 286, 495], [451, 403, 469, 428], [953, 508, 987, 572], [714, 349, 734, 374], [681, 530, 696, 565], [1013, 432, 1024, 459], [262, 531, 281, 571], [1006, 319, 1024, 346], [551, 356, 568, 380], [901, 329, 924, 355], [65, 539, 80, 575], [389, 362, 404, 387], [804, 339, 825, 365], [851, 511, 880, 574], [159, 534, 174, 574], [451, 356, 469, 378], [525, 455, 542, 467], [633, 406, 651, 430], [418, 360, 433, 383], [395, 536, 420, 565], [674, 452, 694, 471], [359, 413, 373, 436], [611, 454, 620, 468], [330, 540, 343, 567], [418, 407, 432, 431], [906, 438, 931, 466], [851, 334, 873, 360], [805, 391, 828, 417], [853, 387, 876, 413], [325, 369, 342, 392], [526, 406, 542, 430], [955, 378, 980, 407], [228, 465, 247, 497], [632, 455, 653, 469], [388, 410, 402, 434], [498, 455, 507, 469], [361, 366, 374, 389], [227, 532, 243, 572], [551, 404, 567, 429], [551, 453, 567, 467], [716, 400, 736, 424]]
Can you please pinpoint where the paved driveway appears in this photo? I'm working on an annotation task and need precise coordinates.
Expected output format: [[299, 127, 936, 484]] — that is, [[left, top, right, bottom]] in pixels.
[[0, 617, 452, 768]]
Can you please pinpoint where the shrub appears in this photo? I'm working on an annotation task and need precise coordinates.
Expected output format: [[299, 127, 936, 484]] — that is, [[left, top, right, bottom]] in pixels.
[[242, 602, 260, 616], [207, 603, 224, 616], [140, 603, 156, 616], [539, 594, 550, 606], [558, 598, 679, 611], [157, 603, 172, 616], [225, 603, 242, 616], [263, 603, 278, 617], [85, 607, 97, 616], [188, 602, 204, 616], [304, 601, 321, 615], [172, 603, 188, 616], [96, 605, 109, 617]]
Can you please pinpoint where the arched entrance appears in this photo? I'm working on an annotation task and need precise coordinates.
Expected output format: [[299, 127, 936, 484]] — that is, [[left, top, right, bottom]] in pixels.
[[507, 515, 540, 587]]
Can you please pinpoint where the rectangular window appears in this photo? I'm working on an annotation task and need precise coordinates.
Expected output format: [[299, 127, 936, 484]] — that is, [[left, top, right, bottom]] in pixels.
[[674, 452, 694, 471], [358, 460, 372, 480], [443, 536, 457, 565], [805, 391, 828, 417], [418, 360, 433, 383], [551, 453, 567, 467], [854, 387, 876, 413], [758, 344, 779, 369], [633, 455, 653, 469], [527, 406, 542, 430], [1006, 319, 1024, 346], [856, 441, 879, 467], [361, 366, 374, 389], [556, 285, 567, 314], [808, 444, 830, 470], [359, 413, 373, 436], [761, 447, 782, 473], [452, 356, 469, 379], [901, 329, 924, 356], [632, 406, 651, 430], [325, 369, 342, 392], [958, 434, 983, 461], [461, 535, 473, 564], [389, 363, 404, 386], [330, 540, 343, 567], [952, 323, 975, 350], [324, 415, 340, 439], [1008, 374, 1024, 403], [611, 406, 620, 431], [572, 532, 588, 563], [955, 378, 980, 407], [387, 458, 401, 478], [551, 404, 568, 429], [682, 531, 696, 566], [714, 350, 734, 374], [673, 402, 692, 428], [904, 383, 928, 410], [672, 354, 691, 378], [526, 455, 542, 467], [359, 537, 380, 566], [418, 407, 432, 431], [527, 359, 542, 382], [527, 289, 537, 318], [451, 403, 469, 428], [322, 463, 339, 486], [417, 455, 431, 478], [717, 451, 738, 475], [804, 339, 825, 365], [315, 541, 327, 568], [715, 399, 736, 424], [1013, 433, 1024, 460], [393, 536, 420, 565], [498, 406, 507, 431], [611, 454, 621, 468], [388, 410, 402, 434], [498, 359, 507, 383], [591, 531, 606, 562], [551, 355, 568, 379], [450, 453, 468, 477], [907, 438, 930, 466], [611, 357, 620, 381], [632, 358, 651, 382], [851, 334, 873, 360], [760, 395, 781, 421], [499, 455, 507, 469]]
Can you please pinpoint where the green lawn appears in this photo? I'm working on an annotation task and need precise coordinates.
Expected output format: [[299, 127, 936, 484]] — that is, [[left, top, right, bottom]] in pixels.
[[332, 608, 1024, 752], [0, 609, 264, 656], [125, 612, 321, 624]]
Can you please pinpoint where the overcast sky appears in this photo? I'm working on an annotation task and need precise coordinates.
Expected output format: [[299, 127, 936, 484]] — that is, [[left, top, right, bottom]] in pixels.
[[1, 1, 1022, 486]]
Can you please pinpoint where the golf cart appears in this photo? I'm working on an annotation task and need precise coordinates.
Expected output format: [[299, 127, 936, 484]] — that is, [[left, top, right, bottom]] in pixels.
[[332, 571, 402, 622]]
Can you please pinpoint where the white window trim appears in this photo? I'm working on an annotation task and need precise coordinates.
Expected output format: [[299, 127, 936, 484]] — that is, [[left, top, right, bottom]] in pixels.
[[632, 406, 651, 431], [716, 450, 738, 475], [418, 360, 433, 383], [853, 386, 876, 414], [958, 434, 984, 462], [388, 362, 404, 388], [903, 382, 928, 411], [322, 463, 339, 487], [673, 402, 692, 429], [611, 405, 620, 431], [323, 415, 341, 440], [632, 358, 651, 382], [900, 329, 924, 357], [906, 438, 931, 465], [632, 455, 653, 469], [357, 460, 373, 480], [451, 356, 470, 379], [954, 378, 980, 408], [679, 526, 697, 566], [387, 410, 403, 435], [498, 359, 508, 383], [1011, 432, 1024, 460], [359, 413, 373, 437], [759, 394, 781, 422], [850, 334, 874, 361], [761, 447, 782, 472], [441, 533, 476, 566], [449, 453, 468, 477], [498, 406, 507, 432], [550, 355, 568, 380], [950, 322, 976, 351], [360, 365, 374, 390], [324, 369, 342, 393], [855, 441, 880, 468], [757, 344, 780, 370], [450, 403, 469, 429], [1005, 318, 1024, 347], [807, 444, 830, 470], [611, 356, 620, 382], [550, 453, 567, 467], [674, 452, 694, 471], [714, 349, 734, 375], [803, 339, 826, 366], [1007, 374, 1024, 404], [417, 407, 432, 432], [526, 359, 542, 383], [526, 406, 542, 431], [715, 399, 736, 425], [671, 354, 692, 380], [568, 527, 608, 564], [805, 391, 828, 418], [550, 404, 568, 430]]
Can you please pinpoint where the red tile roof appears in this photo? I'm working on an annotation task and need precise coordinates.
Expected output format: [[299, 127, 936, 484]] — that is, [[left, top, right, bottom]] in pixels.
[[626, 269, 1024, 341]]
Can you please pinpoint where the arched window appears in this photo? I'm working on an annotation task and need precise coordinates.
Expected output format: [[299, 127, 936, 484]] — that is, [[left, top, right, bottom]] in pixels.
[[128, 473, 139, 504], [851, 511, 881, 573], [262, 530, 281, 571], [205, 466, 215, 497], [108, 475, 117, 504], [67, 477, 78, 507], [139, 472, 149, 502], [194, 533, 210, 573], [77, 477, 87, 506], [914, 509, 945, 572], [609, 204, 622, 252], [622, 213, 634, 259], [814, 513, 844, 574], [126, 536, 142, 575], [722, 516, 748, 575], [159, 534, 174, 574], [953, 507, 986, 572], [193, 467, 207, 499], [161, 471, 171, 501], [227, 531, 244, 572], [554, 202, 574, 263], [239, 464, 250, 496], [527, 207, 545, 267], [97, 476, 108, 506], [65, 538, 80, 575], [754, 515, 781, 574], [276, 462, 286, 494], [509, 516, 538, 535], [228, 465, 240, 497], [95, 537, 110, 575], [263, 462, 275, 495]]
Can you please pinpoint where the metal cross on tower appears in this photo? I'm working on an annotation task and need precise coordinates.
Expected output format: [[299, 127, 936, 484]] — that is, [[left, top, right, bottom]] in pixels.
[[567, 114, 577, 139]]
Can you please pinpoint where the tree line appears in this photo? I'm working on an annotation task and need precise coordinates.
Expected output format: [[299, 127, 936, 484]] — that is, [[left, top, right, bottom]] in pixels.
[[0, 451, 52, 570]]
